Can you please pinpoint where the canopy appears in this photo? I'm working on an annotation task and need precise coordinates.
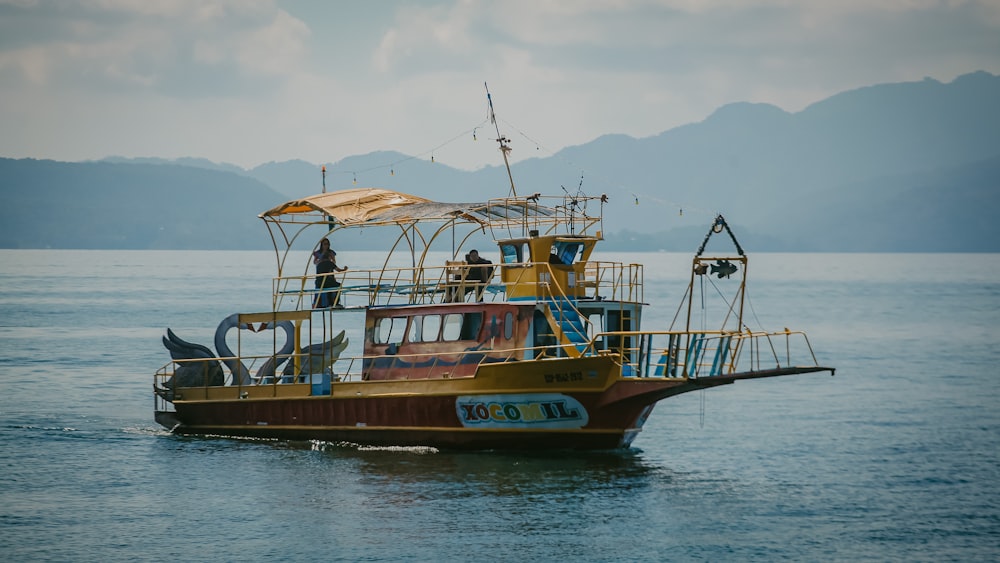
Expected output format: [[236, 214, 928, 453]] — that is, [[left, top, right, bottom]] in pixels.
[[260, 188, 431, 224], [260, 187, 561, 229]]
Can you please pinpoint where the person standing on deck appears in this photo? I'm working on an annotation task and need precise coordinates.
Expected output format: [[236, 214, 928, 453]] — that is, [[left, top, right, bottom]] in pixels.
[[313, 238, 347, 308]]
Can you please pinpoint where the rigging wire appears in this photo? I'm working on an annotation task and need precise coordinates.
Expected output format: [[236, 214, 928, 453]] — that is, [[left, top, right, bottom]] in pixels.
[[320, 104, 713, 224], [699, 271, 707, 331], [700, 389, 706, 429], [743, 289, 767, 333], [704, 275, 744, 332], [697, 269, 708, 428], [485, 82, 518, 198], [496, 117, 716, 221], [700, 266, 763, 333], [326, 119, 490, 184]]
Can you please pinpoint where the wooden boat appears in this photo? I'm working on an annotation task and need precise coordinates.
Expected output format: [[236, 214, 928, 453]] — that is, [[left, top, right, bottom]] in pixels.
[[154, 110, 833, 450], [154, 187, 833, 449]]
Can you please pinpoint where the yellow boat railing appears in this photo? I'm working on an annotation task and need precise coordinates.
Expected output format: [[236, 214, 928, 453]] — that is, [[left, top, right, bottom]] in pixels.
[[269, 259, 644, 311], [587, 329, 825, 379], [154, 326, 825, 415]]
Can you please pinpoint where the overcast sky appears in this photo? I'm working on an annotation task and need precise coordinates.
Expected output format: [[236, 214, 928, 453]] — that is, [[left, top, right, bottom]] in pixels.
[[1, 0, 998, 173]]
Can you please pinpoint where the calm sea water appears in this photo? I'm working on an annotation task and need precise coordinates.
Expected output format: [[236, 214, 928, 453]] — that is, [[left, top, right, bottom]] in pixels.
[[1, 250, 998, 562]]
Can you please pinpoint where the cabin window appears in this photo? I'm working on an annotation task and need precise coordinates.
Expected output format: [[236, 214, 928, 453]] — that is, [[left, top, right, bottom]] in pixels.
[[501, 244, 521, 264], [406, 316, 420, 342], [422, 314, 442, 341], [553, 242, 583, 265], [406, 315, 437, 342], [460, 312, 483, 340], [374, 316, 406, 345], [504, 311, 514, 340], [441, 313, 463, 341]]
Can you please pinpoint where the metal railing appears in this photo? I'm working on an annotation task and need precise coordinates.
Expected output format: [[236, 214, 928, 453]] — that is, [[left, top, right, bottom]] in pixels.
[[270, 260, 644, 311], [154, 327, 823, 413], [586, 329, 824, 379]]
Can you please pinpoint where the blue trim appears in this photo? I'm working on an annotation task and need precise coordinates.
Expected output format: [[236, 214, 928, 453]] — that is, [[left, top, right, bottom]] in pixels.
[[686, 334, 704, 377], [709, 335, 732, 376]]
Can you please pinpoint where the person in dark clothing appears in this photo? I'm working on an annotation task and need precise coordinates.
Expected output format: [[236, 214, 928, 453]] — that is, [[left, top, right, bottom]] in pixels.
[[464, 249, 493, 301], [313, 238, 347, 308]]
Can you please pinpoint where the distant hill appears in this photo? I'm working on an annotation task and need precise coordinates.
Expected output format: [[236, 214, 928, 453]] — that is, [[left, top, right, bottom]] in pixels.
[[0, 159, 281, 249], [98, 156, 248, 176], [248, 159, 324, 198], [244, 152, 503, 201], [778, 153, 1000, 252], [542, 70, 1000, 248], [2, 71, 998, 251]]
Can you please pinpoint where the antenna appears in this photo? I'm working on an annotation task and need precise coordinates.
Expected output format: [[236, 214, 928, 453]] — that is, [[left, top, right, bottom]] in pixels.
[[560, 173, 586, 234], [485, 82, 517, 197], [322, 165, 335, 228]]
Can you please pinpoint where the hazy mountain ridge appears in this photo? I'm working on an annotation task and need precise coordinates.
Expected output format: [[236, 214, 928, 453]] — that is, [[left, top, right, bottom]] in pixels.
[[2, 71, 998, 251], [543, 71, 1000, 248], [0, 159, 278, 249], [781, 153, 1000, 252]]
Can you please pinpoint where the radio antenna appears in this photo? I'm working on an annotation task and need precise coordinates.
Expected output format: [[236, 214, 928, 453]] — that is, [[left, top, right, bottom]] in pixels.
[[485, 82, 517, 197]]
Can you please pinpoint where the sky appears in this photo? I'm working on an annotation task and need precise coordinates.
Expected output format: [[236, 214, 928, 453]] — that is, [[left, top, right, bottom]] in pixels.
[[1, 0, 998, 172]]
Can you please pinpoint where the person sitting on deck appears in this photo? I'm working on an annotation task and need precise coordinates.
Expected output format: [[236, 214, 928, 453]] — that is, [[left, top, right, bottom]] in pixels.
[[463, 249, 494, 302], [313, 238, 347, 309]]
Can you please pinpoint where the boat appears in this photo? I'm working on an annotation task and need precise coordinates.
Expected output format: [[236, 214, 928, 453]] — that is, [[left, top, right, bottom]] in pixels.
[[153, 105, 834, 450]]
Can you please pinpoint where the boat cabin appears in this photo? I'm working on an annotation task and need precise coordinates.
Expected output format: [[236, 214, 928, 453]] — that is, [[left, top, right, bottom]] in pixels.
[[359, 230, 642, 381]]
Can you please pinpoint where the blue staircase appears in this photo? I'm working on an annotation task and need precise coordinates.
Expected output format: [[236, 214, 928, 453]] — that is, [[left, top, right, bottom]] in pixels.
[[546, 298, 589, 356]]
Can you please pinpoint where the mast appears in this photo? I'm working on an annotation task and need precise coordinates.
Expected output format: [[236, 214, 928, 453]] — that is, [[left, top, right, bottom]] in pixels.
[[485, 82, 517, 198]]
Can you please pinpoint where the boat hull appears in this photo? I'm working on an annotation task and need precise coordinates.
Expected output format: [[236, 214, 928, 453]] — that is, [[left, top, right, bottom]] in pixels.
[[155, 355, 700, 450], [156, 344, 832, 449], [156, 408, 647, 450]]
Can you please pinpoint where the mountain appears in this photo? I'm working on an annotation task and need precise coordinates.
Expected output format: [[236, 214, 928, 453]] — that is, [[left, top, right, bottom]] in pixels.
[[0, 159, 281, 249], [248, 159, 324, 198], [245, 152, 509, 202], [2, 71, 998, 251], [99, 155, 248, 176], [538, 70, 1000, 244], [779, 153, 1000, 252]]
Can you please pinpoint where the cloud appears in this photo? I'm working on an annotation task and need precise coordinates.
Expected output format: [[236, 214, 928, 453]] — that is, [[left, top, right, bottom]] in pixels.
[[0, 0, 306, 94], [371, 1, 481, 74], [0, 0, 997, 170]]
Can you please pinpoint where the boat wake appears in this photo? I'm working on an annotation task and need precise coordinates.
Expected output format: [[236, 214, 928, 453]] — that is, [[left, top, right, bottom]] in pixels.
[[310, 440, 439, 455]]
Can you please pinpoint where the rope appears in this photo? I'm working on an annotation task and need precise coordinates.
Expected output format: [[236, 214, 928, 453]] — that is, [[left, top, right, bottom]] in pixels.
[[699, 389, 706, 428], [497, 115, 719, 222], [743, 290, 767, 333], [324, 110, 720, 225], [328, 119, 490, 183]]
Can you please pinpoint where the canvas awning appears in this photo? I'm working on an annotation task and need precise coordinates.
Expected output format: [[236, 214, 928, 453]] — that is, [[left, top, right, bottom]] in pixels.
[[260, 188, 431, 224], [260, 187, 557, 228]]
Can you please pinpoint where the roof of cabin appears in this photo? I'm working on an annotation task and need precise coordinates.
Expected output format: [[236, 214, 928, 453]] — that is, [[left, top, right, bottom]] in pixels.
[[260, 187, 563, 229]]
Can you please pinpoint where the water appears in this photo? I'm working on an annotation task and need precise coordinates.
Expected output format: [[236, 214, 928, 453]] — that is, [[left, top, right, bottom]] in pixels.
[[1, 250, 998, 561]]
